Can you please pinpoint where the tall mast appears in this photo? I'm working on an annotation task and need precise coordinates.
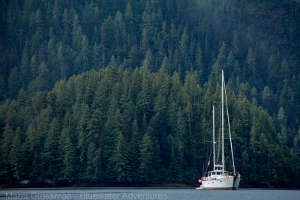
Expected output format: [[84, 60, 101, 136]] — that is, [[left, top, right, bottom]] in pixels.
[[224, 82, 236, 175], [213, 105, 215, 171], [221, 70, 225, 173]]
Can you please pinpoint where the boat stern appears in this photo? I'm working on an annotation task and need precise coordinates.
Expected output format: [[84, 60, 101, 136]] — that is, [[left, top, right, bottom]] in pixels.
[[233, 173, 241, 190]]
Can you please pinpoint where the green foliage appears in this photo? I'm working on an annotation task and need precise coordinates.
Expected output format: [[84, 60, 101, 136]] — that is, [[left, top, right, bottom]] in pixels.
[[42, 118, 63, 180], [139, 132, 154, 182], [127, 120, 141, 183], [0, 67, 295, 187], [61, 126, 79, 182], [0, 0, 299, 188]]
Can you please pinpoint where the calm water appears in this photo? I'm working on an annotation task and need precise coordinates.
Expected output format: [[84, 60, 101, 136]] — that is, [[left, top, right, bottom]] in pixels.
[[0, 188, 299, 200]]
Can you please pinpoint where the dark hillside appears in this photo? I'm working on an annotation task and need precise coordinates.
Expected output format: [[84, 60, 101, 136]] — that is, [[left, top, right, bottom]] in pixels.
[[0, 0, 299, 188]]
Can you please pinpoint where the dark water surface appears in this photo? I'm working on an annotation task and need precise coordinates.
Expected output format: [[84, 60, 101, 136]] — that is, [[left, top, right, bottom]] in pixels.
[[0, 188, 299, 200]]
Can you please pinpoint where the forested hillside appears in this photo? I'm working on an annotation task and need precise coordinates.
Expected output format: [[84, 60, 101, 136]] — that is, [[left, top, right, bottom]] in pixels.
[[0, 0, 299, 187], [0, 67, 296, 187]]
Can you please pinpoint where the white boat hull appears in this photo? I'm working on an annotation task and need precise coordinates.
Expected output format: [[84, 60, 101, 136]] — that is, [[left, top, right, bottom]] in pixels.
[[198, 176, 234, 190]]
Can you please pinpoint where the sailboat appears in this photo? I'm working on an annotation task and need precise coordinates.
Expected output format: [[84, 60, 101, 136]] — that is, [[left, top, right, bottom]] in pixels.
[[196, 70, 240, 190]]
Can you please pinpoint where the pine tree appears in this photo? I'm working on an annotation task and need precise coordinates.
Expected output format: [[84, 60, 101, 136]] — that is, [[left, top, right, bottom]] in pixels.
[[87, 108, 104, 145], [77, 104, 90, 180], [143, 49, 153, 71], [226, 51, 235, 75], [195, 45, 204, 82], [114, 11, 126, 49], [8, 67, 21, 97], [86, 142, 97, 181], [94, 148, 102, 181], [161, 56, 171, 75], [209, 42, 227, 84], [246, 47, 258, 84], [180, 27, 189, 52], [102, 106, 122, 181], [92, 43, 101, 69], [262, 86, 274, 113], [101, 16, 114, 49], [20, 42, 31, 87], [22, 127, 34, 180], [9, 128, 24, 181], [61, 126, 79, 182], [168, 134, 181, 182], [42, 118, 63, 180], [277, 107, 287, 145], [137, 69, 152, 121], [110, 131, 128, 182], [119, 93, 132, 139], [75, 35, 89, 73], [29, 62, 50, 92], [139, 132, 153, 182], [127, 120, 140, 183], [108, 55, 118, 69], [0, 124, 15, 183], [125, 1, 133, 22]]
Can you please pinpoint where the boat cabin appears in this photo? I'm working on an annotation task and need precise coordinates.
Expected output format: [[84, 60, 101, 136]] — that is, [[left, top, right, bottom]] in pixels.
[[208, 171, 229, 176]]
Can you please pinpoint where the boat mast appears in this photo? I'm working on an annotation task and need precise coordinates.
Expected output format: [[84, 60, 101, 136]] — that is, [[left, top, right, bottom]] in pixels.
[[224, 82, 236, 175], [221, 70, 225, 173], [213, 105, 216, 171]]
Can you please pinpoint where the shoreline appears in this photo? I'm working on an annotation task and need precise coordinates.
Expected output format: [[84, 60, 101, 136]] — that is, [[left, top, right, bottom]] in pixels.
[[1, 185, 300, 190], [0, 183, 196, 189]]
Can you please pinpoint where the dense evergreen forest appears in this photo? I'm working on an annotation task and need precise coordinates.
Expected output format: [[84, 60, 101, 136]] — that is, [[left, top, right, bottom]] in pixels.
[[0, 0, 299, 188]]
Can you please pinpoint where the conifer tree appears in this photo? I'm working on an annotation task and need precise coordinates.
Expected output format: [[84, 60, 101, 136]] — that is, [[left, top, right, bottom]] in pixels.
[[127, 120, 140, 183], [86, 142, 97, 181], [61, 126, 79, 182], [139, 132, 153, 182], [161, 56, 171, 75], [9, 128, 23, 180], [43, 118, 62, 180]]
